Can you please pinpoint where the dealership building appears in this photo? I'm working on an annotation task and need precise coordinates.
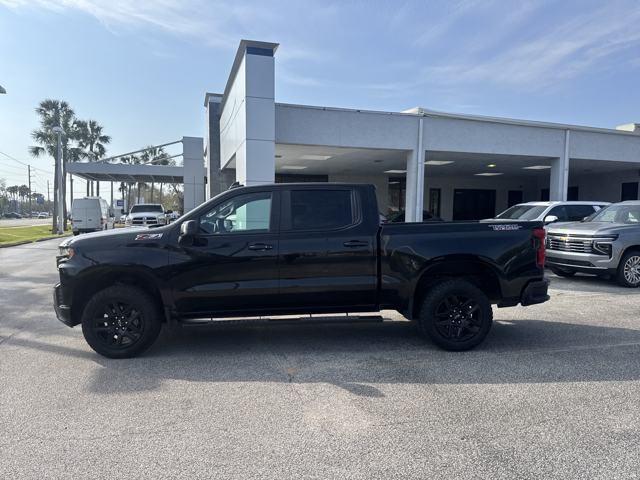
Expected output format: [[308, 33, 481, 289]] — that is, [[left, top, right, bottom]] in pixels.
[[204, 40, 640, 221]]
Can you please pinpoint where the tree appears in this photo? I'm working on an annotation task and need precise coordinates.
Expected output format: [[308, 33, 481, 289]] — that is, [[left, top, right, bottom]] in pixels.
[[30, 99, 76, 231], [120, 155, 140, 208], [139, 146, 173, 202], [0, 179, 7, 214], [75, 119, 111, 195]]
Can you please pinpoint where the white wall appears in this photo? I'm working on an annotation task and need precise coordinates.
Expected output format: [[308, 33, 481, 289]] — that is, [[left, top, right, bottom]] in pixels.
[[572, 170, 640, 202]]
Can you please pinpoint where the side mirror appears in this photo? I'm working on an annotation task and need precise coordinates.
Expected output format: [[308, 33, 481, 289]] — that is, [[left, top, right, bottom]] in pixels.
[[179, 220, 197, 246], [544, 215, 558, 224]]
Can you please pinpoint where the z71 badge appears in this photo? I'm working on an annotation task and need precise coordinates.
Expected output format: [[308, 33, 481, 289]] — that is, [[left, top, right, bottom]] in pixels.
[[135, 233, 164, 241], [488, 224, 522, 231]]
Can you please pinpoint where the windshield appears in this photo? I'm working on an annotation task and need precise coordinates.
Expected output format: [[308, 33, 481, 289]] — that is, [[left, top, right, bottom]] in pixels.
[[495, 205, 547, 220], [130, 204, 163, 213], [589, 204, 640, 224]]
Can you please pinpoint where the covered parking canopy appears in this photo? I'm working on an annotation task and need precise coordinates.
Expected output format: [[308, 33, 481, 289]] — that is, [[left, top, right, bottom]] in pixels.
[[67, 136, 206, 213]]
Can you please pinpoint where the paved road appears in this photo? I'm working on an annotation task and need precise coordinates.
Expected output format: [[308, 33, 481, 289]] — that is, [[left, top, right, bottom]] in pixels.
[[0, 217, 52, 227], [2, 239, 640, 479]]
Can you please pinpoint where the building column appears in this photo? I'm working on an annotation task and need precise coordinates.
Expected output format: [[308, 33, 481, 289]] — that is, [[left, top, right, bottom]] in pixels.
[[404, 118, 426, 222], [217, 41, 278, 187], [182, 136, 206, 213], [550, 130, 570, 201], [205, 93, 223, 199]]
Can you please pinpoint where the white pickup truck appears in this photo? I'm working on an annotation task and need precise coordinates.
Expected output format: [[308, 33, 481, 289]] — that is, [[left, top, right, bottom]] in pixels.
[[125, 204, 167, 227]]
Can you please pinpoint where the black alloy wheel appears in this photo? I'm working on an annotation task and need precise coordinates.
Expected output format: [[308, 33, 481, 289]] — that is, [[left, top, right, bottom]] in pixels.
[[81, 285, 161, 358], [418, 279, 493, 351]]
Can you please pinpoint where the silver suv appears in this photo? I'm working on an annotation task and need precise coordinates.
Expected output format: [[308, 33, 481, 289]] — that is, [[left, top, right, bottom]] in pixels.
[[546, 201, 640, 287]]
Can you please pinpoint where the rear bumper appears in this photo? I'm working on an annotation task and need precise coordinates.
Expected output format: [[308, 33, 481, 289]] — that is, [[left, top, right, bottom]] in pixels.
[[53, 283, 74, 327], [520, 278, 550, 306]]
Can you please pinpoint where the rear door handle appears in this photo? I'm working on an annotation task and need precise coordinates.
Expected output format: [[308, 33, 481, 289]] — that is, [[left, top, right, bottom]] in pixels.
[[248, 243, 273, 251], [343, 240, 369, 248]]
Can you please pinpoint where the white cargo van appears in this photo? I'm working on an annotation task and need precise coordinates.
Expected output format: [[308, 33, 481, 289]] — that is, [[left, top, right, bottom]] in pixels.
[[71, 197, 115, 235]]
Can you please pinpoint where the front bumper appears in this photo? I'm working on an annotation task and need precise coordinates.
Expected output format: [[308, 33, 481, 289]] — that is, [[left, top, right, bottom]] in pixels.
[[546, 250, 617, 272], [53, 283, 74, 327], [520, 279, 550, 306]]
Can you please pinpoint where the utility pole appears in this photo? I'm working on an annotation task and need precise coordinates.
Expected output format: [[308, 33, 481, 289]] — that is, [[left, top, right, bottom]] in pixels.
[[53, 126, 65, 234], [27, 165, 32, 215]]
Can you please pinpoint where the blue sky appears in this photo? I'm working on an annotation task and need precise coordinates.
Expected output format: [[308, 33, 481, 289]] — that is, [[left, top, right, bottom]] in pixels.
[[1, 0, 639, 191]]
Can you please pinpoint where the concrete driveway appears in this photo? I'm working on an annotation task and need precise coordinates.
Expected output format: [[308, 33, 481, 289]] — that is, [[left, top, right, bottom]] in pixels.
[[1, 239, 640, 479]]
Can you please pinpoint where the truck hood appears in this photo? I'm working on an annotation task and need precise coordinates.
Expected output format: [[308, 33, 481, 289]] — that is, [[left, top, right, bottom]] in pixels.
[[547, 221, 635, 236], [59, 225, 169, 249]]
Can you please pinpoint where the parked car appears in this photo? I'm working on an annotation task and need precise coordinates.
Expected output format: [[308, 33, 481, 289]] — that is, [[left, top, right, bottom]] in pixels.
[[387, 210, 443, 223], [71, 197, 115, 235], [37, 212, 48, 219], [2, 212, 22, 219], [125, 203, 167, 227], [546, 201, 640, 287], [54, 183, 549, 358], [492, 201, 609, 225]]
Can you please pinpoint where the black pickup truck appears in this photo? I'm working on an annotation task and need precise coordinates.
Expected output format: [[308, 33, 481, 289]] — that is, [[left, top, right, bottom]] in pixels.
[[54, 183, 549, 358]]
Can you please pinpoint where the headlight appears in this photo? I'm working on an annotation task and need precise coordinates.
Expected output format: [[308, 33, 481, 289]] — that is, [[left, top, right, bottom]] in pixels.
[[58, 246, 75, 259], [125, 217, 132, 225]]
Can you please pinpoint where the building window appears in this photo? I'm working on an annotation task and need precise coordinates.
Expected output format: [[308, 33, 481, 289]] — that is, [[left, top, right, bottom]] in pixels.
[[428, 188, 441, 217], [508, 190, 523, 207], [540, 188, 550, 201], [621, 182, 639, 201], [568, 186, 579, 201], [388, 177, 406, 214]]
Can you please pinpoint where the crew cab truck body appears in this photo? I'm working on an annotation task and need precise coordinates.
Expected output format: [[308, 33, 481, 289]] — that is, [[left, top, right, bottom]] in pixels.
[[54, 183, 549, 358]]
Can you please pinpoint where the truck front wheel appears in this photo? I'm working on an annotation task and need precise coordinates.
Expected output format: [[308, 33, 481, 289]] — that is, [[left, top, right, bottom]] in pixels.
[[617, 251, 640, 288], [81, 285, 162, 358], [417, 279, 493, 351]]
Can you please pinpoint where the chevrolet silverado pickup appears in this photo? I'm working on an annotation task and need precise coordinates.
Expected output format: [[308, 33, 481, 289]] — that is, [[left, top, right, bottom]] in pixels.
[[54, 183, 549, 358]]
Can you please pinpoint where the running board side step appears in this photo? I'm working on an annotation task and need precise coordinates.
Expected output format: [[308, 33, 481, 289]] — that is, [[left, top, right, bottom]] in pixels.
[[179, 315, 385, 326]]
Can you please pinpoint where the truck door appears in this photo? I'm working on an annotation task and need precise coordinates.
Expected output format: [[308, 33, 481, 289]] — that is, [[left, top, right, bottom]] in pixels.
[[170, 190, 281, 316], [277, 187, 378, 311]]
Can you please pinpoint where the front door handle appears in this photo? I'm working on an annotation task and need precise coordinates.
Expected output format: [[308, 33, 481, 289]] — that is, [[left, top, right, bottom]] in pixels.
[[343, 240, 369, 248], [248, 243, 273, 251]]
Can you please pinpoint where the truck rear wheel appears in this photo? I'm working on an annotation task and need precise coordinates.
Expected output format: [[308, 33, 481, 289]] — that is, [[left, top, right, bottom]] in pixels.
[[81, 285, 162, 358], [417, 279, 493, 351]]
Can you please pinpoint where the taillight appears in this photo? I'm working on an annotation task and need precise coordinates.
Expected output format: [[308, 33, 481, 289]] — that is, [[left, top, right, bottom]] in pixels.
[[533, 227, 546, 268]]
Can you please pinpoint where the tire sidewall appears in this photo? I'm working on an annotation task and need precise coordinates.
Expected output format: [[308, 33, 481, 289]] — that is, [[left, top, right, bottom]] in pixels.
[[617, 251, 640, 288], [419, 280, 493, 351], [81, 286, 161, 358]]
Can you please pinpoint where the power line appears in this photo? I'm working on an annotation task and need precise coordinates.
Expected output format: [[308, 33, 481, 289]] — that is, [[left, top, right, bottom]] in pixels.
[[0, 150, 54, 175]]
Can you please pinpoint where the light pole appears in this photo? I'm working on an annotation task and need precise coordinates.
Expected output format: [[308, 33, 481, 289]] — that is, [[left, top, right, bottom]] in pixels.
[[52, 126, 65, 234]]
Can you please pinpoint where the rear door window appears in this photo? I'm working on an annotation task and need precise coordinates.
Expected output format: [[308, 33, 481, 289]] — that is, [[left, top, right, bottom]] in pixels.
[[289, 190, 354, 231]]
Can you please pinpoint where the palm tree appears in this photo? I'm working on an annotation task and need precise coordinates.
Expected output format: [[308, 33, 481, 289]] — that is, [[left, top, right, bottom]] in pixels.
[[120, 155, 140, 207], [30, 99, 76, 230], [75, 119, 111, 196], [139, 146, 172, 202]]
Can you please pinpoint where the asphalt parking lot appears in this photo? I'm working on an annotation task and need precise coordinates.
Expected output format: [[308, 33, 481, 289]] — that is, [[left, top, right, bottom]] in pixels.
[[2, 239, 640, 479]]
